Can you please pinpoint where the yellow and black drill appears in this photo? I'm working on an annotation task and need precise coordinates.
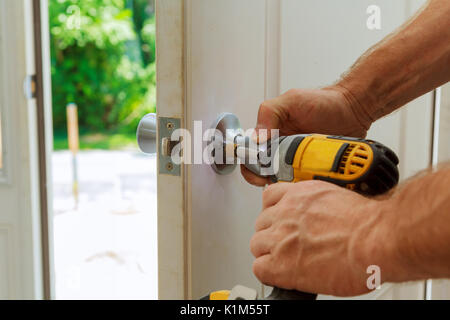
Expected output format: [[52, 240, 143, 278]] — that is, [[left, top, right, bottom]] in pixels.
[[242, 132, 399, 195]]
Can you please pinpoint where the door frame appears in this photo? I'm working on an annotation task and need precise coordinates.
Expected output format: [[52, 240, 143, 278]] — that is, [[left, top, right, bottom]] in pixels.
[[156, 0, 189, 299], [32, 0, 55, 300]]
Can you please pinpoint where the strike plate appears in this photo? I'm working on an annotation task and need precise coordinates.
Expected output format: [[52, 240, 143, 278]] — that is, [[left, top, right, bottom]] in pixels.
[[159, 117, 181, 176]]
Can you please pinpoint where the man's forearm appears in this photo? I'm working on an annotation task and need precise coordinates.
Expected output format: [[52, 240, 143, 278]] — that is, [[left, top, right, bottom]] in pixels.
[[370, 165, 450, 283], [336, 0, 450, 130]]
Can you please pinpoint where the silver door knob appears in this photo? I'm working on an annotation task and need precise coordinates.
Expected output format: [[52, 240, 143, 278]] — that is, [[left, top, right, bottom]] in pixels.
[[136, 113, 157, 154]]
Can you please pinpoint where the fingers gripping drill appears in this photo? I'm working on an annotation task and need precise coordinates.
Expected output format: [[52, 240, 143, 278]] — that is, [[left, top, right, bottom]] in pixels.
[[205, 113, 400, 300]]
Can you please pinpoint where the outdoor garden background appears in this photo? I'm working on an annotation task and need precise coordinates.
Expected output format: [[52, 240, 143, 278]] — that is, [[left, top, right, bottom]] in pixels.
[[49, 0, 157, 299]]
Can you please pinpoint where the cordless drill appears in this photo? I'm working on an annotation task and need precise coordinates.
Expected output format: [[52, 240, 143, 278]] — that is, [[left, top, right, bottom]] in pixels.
[[240, 133, 399, 195]]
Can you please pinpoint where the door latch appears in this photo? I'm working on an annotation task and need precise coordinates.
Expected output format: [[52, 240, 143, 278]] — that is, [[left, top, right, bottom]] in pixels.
[[158, 117, 181, 176], [136, 114, 181, 176]]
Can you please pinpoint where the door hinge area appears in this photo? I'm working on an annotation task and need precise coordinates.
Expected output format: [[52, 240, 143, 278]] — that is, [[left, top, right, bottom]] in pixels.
[[23, 74, 37, 99]]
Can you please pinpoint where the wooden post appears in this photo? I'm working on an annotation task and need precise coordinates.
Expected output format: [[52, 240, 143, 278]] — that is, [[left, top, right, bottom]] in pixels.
[[66, 103, 79, 208]]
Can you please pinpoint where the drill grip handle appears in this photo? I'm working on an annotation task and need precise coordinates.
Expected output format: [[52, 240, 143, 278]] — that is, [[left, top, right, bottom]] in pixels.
[[265, 287, 317, 300]]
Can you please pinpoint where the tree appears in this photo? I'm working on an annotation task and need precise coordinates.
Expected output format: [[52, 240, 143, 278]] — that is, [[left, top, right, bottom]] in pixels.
[[49, 0, 156, 134]]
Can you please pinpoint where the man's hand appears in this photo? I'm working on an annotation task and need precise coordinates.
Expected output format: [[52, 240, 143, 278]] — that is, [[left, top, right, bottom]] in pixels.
[[241, 86, 370, 186], [250, 181, 396, 297]]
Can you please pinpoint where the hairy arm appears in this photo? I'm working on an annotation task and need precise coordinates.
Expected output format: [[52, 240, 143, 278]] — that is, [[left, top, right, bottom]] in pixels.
[[336, 0, 450, 130], [361, 165, 450, 283]]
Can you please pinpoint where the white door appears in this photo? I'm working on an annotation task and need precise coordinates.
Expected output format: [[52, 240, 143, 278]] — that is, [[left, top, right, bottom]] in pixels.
[[0, 0, 52, 299], [427, 83, 450, 299], [157, 0, 439, 299]]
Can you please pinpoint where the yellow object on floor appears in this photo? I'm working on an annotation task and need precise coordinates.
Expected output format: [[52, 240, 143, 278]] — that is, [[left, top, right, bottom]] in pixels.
[[209, 290, 230, 300]]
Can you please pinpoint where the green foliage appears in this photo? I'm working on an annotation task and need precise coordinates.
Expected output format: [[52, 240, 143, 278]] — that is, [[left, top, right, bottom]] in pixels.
[[53, 130, 138, 150], [49, 0, 156, 136]]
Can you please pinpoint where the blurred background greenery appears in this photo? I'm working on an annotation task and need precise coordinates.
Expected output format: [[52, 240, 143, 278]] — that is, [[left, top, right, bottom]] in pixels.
[[50, 0, 156, 150]]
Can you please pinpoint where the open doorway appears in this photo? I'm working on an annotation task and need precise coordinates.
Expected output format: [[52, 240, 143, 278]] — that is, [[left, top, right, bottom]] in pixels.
[[48, 0, 157, 299]]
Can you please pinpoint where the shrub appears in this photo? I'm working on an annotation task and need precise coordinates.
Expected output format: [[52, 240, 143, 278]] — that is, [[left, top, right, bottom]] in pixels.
[[49, 0, 156, 134]]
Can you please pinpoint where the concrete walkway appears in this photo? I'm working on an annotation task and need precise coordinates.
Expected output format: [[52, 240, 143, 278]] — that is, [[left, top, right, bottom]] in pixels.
[[52, 150, 157, 299]]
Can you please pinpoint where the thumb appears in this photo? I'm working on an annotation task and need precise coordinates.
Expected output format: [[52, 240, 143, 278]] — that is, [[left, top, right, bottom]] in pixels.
[[254, 102, 280, 143]]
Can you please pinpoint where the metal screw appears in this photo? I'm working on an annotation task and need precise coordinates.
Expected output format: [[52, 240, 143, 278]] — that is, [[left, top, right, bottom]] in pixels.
[[166, 162, 174, 171], [166, 122, 174, 130]]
